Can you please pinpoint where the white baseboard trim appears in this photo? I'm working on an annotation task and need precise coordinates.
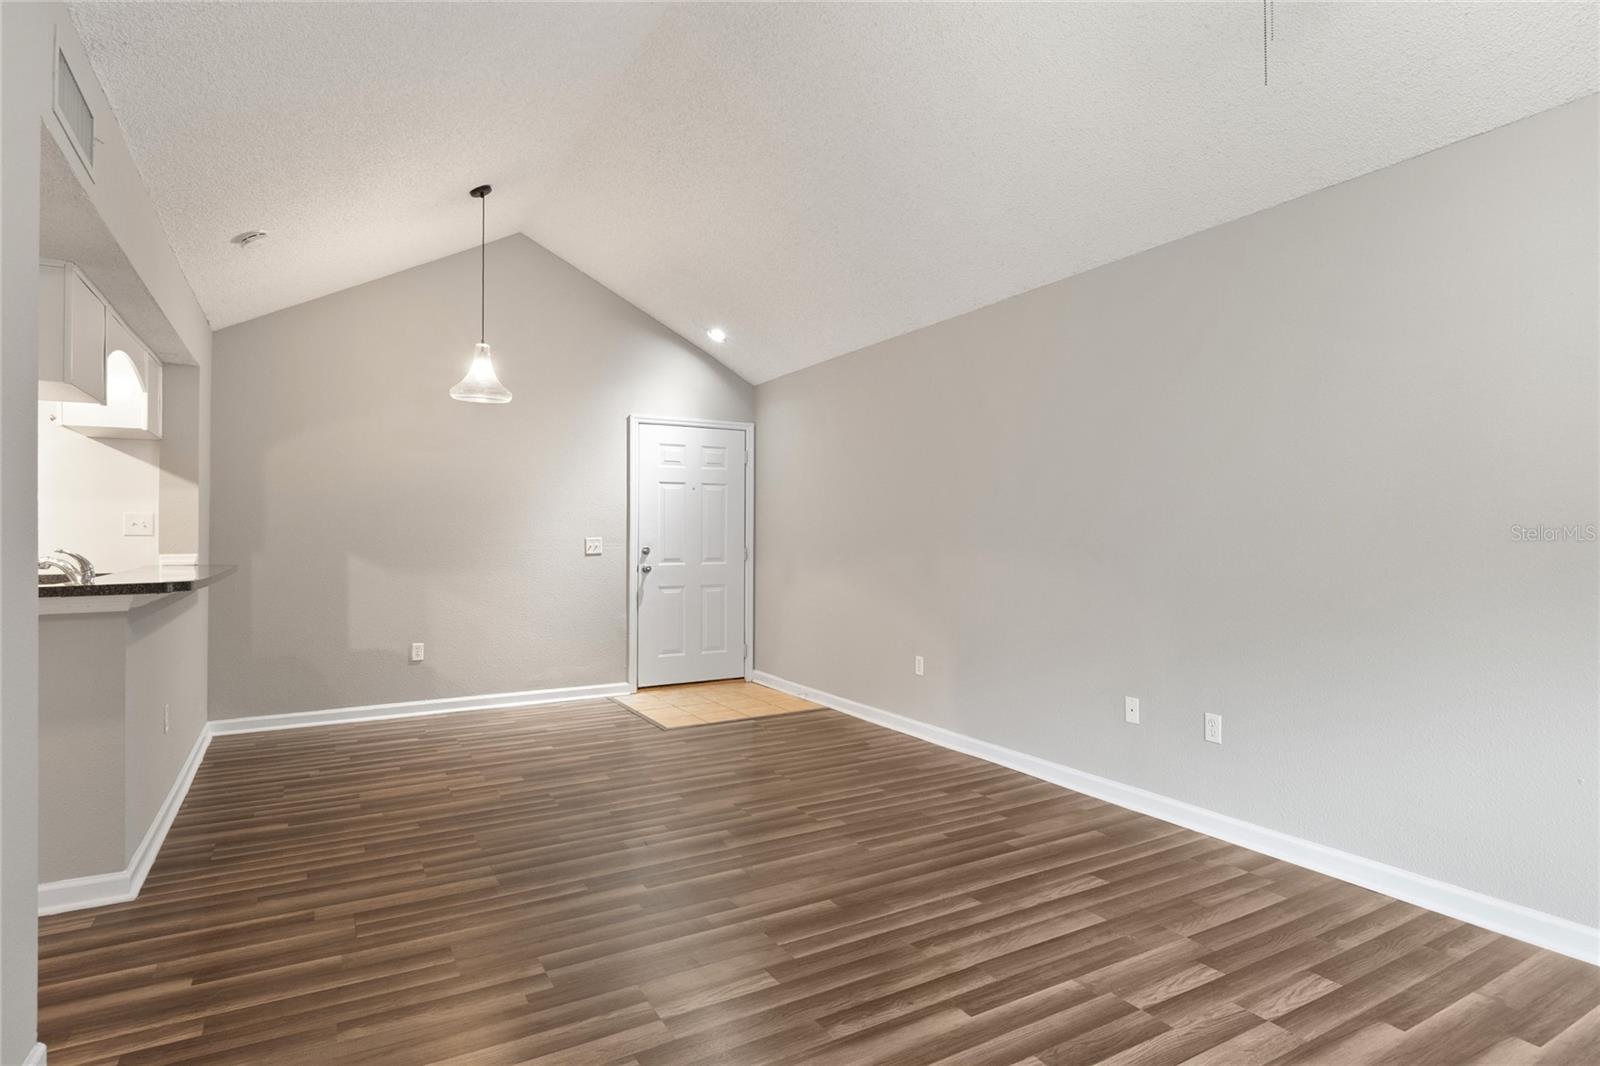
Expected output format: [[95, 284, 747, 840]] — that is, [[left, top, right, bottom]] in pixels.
[[39, 723, 211, 916], [22, 1041, 47, 1066], [36, 868, 132, 915], [752, 670, 1600, 965], [40, 683, 626, 914], [208, 682, 632, 735]]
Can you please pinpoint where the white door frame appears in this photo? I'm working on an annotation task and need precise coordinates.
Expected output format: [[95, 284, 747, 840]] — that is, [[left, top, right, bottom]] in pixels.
[[627, 415, 755, 691]]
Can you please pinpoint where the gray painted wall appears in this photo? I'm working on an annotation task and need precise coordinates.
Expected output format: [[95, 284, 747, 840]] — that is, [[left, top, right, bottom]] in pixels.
[[124, 590, 210, 860], [755, 97, 1599, 926], [38, 616, 125, 882], [211, 234, 752, 719], [0, 7, 44, 1056]]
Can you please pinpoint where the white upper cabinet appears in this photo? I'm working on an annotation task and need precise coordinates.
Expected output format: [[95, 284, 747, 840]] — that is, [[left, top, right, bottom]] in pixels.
[[39, 260, 107, 404], [59, 308, 163, 440]]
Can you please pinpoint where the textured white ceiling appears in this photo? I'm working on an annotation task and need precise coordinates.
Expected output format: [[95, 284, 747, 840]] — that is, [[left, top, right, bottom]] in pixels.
[[71, 2, 1596, 384]]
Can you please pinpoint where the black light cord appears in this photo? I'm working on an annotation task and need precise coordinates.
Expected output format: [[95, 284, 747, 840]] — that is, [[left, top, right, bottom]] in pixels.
[[479, 192, 486, 344]]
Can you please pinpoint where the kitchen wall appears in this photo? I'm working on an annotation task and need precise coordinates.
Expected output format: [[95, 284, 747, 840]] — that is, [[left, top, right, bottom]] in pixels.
[[2, 7, 214, 1058], [754, 97, 1599, 928], [33, 359, 215, 898], [37, 407, 161, 575], [210, 234, 752, 719], [36, 587, 212, 886]]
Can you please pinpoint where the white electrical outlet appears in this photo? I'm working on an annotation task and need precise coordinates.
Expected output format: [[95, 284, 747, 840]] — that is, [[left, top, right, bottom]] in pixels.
[[410, 642, 425, 663], [584, 537, 603, 556], [163, 704, 170, 734], [122, 512, 154, 537], [1204, 713, 1223, 744], [1124, 696, 1140, 724], [914, 655, 925, 676]]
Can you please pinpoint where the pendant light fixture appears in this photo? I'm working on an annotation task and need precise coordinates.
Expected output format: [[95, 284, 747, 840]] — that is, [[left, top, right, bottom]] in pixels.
[[449, 184, 513, 404]]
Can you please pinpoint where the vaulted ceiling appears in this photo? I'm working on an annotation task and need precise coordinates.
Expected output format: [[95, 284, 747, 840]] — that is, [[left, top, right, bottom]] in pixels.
[[70, 2, 1596, 384]]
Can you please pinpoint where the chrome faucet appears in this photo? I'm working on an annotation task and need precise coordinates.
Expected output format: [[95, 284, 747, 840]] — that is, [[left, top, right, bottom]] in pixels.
[[38, 550, 95, 585]]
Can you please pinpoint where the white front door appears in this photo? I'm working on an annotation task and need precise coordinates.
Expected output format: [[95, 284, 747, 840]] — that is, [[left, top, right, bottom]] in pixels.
[[637, 422, 748, 687]]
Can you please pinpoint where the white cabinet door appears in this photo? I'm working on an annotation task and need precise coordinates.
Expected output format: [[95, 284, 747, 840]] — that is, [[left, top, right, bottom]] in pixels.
[[66, 270, 106, 402], [637, 423, 748, 687], [38, 261, 107, 403], [60, 312, 163, 439]]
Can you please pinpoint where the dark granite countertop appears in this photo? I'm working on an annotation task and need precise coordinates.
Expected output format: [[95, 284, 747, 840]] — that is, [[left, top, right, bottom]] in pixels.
[[38, 564, 237, 598]]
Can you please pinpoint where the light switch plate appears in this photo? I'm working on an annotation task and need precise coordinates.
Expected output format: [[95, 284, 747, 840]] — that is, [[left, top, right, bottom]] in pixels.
[[123, 512, 154, 537], [410, 642, 425, 663], [584, 537, 603, 556]]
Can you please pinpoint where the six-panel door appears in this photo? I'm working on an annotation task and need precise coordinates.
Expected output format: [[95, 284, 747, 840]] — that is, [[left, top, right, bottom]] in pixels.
[[637, 423, 748, 687]]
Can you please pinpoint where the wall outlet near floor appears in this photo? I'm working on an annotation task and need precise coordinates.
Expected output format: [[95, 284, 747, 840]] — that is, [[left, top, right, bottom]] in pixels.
[[1124, 696, 1140, 724], [410, 642, 425, 663], [584, 537, 603, 556], [123, 512, 154, 537], [163, 703, 170, 734], [914, 655, 925, 676], [1204, 712, 1223, 744]]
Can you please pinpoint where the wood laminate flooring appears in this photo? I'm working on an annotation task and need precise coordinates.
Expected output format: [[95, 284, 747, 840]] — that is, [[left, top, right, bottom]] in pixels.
[[614, 680, 823, 728], [38, 700, 1599, 1065]]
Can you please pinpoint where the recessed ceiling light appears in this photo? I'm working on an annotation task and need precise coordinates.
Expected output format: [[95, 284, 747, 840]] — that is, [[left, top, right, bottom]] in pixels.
[[706, 327, 728, 343]]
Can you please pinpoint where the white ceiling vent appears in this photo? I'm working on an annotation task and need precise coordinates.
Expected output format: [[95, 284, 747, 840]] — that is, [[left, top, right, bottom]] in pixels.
[[53, 46, 95, 176]]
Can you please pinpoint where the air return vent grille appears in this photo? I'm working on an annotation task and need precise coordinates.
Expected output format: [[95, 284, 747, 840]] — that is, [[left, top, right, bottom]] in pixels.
[[54, 48, 95, 173]]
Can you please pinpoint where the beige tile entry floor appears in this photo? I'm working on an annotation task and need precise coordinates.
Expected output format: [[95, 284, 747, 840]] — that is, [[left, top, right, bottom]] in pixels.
[[612, 679, 824, 728]]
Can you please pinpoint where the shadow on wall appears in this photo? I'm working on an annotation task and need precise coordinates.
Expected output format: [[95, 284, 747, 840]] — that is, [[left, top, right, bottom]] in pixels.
[[157, 363, 203, 557], [229, 650, 450, 719]]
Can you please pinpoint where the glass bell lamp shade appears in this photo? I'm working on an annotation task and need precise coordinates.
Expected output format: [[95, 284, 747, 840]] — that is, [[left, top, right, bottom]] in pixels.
[[449, 342, 512, 404]]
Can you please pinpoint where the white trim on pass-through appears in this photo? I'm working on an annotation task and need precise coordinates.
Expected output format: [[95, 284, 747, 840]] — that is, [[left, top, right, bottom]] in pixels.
[[38, 722, 210, 915], [38, 682, 627, 915], [751, 670, 1600, 966]]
